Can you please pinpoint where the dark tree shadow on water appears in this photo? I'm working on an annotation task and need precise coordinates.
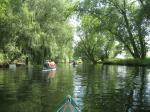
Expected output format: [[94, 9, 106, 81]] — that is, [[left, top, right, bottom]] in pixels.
[[125, 67, 150, 112]]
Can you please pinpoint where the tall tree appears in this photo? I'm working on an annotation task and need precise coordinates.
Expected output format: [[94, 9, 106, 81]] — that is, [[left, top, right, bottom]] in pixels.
[[74, 14, 117, 63], [77, 0, 149, 59]]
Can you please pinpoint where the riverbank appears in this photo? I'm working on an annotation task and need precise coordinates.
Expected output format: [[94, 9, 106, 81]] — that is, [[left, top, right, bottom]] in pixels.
[[0, 63, 26, 68], [101, 58, 150, 66], [0, 63, 9, 68], [1, 58, 150, 67]]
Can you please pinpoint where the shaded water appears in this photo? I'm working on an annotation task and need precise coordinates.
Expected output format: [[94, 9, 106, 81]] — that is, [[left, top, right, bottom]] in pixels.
[[0, 64, 150, 112]]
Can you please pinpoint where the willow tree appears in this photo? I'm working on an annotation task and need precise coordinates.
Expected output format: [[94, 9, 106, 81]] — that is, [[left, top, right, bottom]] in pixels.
[[0, 0, 12, 49], [77, 0, 150, 59], [37, 0, 74, 63], [0, 0, 23, 62], [74, 14, 117, 63], [0, 0, 74, 64], [107, 0, 149, 59]]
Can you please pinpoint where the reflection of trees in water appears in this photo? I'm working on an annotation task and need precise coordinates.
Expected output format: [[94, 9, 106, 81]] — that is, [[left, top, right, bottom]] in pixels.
[[47, 70, 56, 84], [42, 71, 56, 84], [125, 67, 149, 112], [77, 65, 150, 112], [48, 70, 56, 79], [81, 65, 127, 112], [72, 66, 87, 110]]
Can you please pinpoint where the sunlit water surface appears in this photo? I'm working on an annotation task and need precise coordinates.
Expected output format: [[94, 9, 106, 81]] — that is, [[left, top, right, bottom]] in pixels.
[[0, 64, 150, 112]]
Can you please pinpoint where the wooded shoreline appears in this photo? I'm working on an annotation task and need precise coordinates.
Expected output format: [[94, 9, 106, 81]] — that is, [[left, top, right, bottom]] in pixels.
[[1, 58, 150, 68]]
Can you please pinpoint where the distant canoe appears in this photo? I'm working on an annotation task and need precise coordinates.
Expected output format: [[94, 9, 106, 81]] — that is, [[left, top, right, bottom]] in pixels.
[[42, 68, 56, 71], [56, 95, 81, 112]]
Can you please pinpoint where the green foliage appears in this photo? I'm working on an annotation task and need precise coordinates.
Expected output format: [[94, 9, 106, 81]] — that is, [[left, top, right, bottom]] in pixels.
[[4, 42, 22, 63], [138, 0, 150, 19], [0, 53, 6, 63], [103, 58, 150, 66], [0, 0, 74, 64], [74, 7, 119, 63], [75, 0, 150, 62]]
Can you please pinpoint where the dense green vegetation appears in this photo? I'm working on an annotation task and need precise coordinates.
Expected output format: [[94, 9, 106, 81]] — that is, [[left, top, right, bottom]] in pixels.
[[74, 0, 150, 64], [101, 58, 150, 66], [0, 0, 74, 64], [0, 0, 150, 65]]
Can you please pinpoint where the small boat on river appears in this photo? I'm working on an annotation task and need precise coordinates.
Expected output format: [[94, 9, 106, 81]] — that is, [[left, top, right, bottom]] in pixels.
[[42, 60, 56, 71], [56, 95, 81, 112]]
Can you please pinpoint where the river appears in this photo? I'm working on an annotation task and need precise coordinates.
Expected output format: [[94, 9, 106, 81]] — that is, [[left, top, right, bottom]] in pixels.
[[0, 64, 150, 112]]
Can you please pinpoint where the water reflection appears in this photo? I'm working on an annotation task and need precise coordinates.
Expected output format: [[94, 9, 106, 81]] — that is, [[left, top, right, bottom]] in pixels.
[[0, 64, 150, 112], [123, 67, 147, 112], [42, 70, 56, 84], [48, 70, 56, 85], [73, 65, 150, 112], [73, 74, 86, 109]]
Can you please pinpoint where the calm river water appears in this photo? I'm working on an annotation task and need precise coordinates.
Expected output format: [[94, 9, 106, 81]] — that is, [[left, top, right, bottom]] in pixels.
[[0, 64, 150, 112]]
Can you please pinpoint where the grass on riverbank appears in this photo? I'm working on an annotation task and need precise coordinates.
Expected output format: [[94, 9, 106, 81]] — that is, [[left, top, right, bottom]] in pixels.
[[102, 58, 150, 66]]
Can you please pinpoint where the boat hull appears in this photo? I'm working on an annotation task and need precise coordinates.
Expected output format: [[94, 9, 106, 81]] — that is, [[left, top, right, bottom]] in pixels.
[[42, 68, 56, 71], [57, 95, 80, 112]]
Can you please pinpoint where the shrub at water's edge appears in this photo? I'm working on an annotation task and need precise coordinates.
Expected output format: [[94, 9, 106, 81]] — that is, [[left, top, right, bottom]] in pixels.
[[101, 58, 150, 66]]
